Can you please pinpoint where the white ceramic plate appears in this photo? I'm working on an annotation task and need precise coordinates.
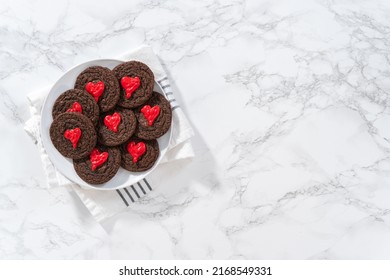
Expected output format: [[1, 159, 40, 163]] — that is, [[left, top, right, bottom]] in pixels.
[[40, 59, 172, 190]]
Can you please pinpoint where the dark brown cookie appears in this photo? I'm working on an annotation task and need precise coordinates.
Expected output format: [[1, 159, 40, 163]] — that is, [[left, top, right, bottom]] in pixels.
[[73, 145, 121, 184], [97, 108, 137, 146], [74, 66, 120, 112], [52, 89, 100, 126], [112, 61, 154, 108], [134, 92, 172, 140], [120, 137, 159, 172], [50, 113, 97, 159]]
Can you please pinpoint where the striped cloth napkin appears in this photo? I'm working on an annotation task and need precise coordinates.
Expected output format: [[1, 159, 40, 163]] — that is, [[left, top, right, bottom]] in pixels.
[[24, 45, 195, 222]]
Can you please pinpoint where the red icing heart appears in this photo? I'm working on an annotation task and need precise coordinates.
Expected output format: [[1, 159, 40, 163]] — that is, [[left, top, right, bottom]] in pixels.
[[141, 105, 160, 126], [90, 148, 108, 171], [64, 128, 81, 149], [127, 141, 146, 163], [121, 76, 140, 99], [85, 81, 105, 102], [104, 112, 121, 133], [66, 102, 82, 113]]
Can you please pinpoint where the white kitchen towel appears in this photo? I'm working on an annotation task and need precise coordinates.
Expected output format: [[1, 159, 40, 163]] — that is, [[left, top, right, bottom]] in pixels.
[[24, 45, 195, 222]]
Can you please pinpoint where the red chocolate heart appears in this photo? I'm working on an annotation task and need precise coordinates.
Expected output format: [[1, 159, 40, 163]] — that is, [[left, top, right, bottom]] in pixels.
[[64, 128, 81, 149], [127, 141, 146, 163], [104, 112, 121, 133], [90, 148, 108, 171], [141, 105, 160, 126], [66, 102, 82, 113], [120, 76, 140, 99], [85, 81, 105, 102]]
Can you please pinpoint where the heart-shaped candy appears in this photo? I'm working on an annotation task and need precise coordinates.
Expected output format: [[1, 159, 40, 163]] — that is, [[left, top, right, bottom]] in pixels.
[[120, 76, 140, 99], [85, 81, 105, 102], [127, 141, 146, 163], [66, 102, 83, 113], [64, 128, 81, 149], [104, 112, 121, 132], [90, 148, 108, 171], [141, 105, 160, 126]]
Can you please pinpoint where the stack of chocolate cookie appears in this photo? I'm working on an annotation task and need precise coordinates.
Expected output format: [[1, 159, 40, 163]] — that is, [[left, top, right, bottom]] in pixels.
[[50, 61, 172, 184]]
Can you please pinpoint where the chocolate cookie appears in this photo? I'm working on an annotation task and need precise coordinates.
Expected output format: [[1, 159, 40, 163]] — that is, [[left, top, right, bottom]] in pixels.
[[74, 66, 120, 112], [97, 108, 137, 146], [134, 92, 172, 140], [120, 137, 159, 172], [52, 89, 100, 126], [73, 145, 121, 184], [50, 113, 97, 159], [112, 61, 154, 108]]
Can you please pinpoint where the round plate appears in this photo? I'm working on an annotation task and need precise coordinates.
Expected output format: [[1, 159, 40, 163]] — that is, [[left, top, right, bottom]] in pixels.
[[40, 59, 172, 190]]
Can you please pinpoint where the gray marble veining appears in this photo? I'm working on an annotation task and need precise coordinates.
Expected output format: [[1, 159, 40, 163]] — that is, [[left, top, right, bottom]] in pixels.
[[0, 0, 390, 259]]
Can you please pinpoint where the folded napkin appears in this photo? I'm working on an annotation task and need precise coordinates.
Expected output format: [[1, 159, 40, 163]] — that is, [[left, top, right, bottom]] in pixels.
[[24, 45, 194, 222]]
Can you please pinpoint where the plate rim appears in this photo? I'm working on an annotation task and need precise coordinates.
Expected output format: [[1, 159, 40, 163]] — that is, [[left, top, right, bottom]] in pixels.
[[40, 58, 172, 191]]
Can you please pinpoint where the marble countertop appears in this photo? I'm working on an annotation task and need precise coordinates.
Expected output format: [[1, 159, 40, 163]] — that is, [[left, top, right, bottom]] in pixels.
[[1, 0, 390, 259]]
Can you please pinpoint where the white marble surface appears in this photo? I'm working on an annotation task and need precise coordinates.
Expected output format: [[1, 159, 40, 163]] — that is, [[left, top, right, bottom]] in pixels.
[[1, 0, 390, 259]]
